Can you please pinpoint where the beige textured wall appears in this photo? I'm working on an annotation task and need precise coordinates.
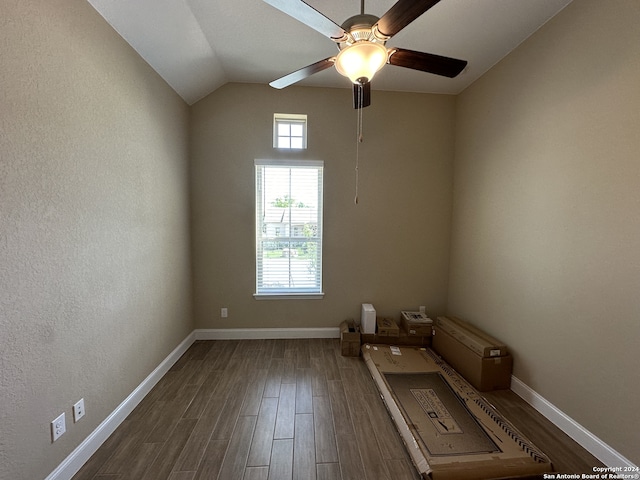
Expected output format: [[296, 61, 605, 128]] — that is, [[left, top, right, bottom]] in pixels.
[[0, 2, 193, 479], [190, 83, 455, 329], [449, 0, 640, 464]]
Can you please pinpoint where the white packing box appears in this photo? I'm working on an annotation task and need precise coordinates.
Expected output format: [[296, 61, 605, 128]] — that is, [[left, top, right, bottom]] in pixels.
[[361, 303, 376, 334]]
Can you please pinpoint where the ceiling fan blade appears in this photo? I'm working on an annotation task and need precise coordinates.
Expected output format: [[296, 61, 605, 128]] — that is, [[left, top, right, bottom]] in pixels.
[[374, 0, 441, 39], [263, 0, 349, 42], [353, 82, 371, 109], [388, 48, 467, 78], [269, 57, 336, 89]]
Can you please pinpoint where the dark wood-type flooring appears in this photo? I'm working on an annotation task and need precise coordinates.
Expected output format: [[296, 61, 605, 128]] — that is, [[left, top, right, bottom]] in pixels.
[[72, 339, 604, 480]]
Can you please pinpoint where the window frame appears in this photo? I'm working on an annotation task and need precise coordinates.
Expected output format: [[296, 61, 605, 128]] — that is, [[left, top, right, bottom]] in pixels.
[[254, 159, 324, 300], [273, 113, 308, 150]]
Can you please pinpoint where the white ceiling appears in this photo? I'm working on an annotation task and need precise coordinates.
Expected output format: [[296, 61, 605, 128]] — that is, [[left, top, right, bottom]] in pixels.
[[87, 0, 573, 105]]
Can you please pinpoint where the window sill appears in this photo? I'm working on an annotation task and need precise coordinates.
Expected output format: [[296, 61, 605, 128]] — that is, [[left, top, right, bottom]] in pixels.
[[253, 293, 324, 300]]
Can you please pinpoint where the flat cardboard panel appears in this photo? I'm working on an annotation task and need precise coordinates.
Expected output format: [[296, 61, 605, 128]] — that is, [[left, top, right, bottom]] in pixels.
[[361, 345, 552, 480], [432, 325, 512, 391], [436, 316, 508, 357]]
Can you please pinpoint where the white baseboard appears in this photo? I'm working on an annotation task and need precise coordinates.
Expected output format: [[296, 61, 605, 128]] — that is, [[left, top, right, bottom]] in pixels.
[[194, 327, 340, 340], [510, 375, 637, 470], [45, 332, 196, 480]]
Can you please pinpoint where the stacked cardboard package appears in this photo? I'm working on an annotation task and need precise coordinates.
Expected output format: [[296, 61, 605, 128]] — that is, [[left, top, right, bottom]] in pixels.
[[340, 311, 434, 356], [432, 316, 512, 391]]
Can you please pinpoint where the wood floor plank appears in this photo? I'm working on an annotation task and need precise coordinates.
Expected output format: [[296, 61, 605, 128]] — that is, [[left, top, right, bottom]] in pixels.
[[282, 349, 297, 384], [334, 434, 366, 480], [243, 466, 269, 480], [210, 340, 240, 370], [70, 419, 132, 480], [326, 380, 354, 437], [293, 413, 316, 480], [263, 358, 283, 398], [271, 339, 286, 359], [384, 459, 421, 480], [167, 472, 195, 480], [310, 357, 328, 397], [173, 401, 224, 472], [182, 371, 221, 419], [254, 339, 275, 366], [119, 442, 163, 480], [247, 397, 278, 467], [193, 438, 230, 480], [308, 339, 324, 359], [321, 343, 341, 381], [267, 438, 294, 480], [295, 338, 311, 368], [313, 395, 338, 464], [145, 384, 200, 443], [240, 368, 268, 416], [218, 415, 258, 480], [316, 463, 342, 480], [295, 368, 313, 414], [210, 373, 252, 441], [97, 418, 161, 474], [349, 404, 392, 480], [274, 382, 296, 439], [361, 393, 408, 460], [140, 418, 197, 480]]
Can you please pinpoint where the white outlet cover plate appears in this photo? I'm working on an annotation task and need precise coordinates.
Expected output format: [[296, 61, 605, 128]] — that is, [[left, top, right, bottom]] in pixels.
[[73, 398, 85, 422], [51, 412, 66, 442]]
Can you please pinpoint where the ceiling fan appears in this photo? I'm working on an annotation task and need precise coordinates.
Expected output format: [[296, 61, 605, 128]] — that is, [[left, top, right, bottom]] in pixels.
[[264, 0, 468, 108]]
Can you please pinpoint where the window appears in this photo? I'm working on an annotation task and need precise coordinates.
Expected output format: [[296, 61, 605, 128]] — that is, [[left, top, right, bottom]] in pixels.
[[255, 159, 323, 298], [274, 114, 307, 149]]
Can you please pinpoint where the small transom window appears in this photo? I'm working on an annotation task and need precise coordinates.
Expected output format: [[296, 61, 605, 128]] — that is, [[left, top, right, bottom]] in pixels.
[[274, 113, 307, 149]]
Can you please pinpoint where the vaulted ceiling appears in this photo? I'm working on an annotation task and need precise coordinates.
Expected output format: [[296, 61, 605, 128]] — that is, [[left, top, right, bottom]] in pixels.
[[88, 0, 573, 105]]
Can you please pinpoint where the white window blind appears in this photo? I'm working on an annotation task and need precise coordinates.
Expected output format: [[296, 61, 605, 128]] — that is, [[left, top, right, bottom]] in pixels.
[[255, 160, 323, 297]]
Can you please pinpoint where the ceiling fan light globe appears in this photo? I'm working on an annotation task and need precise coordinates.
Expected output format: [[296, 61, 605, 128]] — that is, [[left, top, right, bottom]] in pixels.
[[335, 41, 388, 84]]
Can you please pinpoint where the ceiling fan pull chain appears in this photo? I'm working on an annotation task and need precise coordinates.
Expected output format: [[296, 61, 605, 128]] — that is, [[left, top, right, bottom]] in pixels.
[[355, 84, 364, 205]]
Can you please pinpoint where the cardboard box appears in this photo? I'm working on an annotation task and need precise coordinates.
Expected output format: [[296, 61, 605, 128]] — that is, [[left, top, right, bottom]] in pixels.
[[361, 328, 431, 348], [340, 319, 361, 357], [376, 317, 399, 336], [361, 303, 376, 334], [400, 311, 433, 336], [432, 325, 512, 391], [361, 345, 553, 480], [436, 316, 508, 357]]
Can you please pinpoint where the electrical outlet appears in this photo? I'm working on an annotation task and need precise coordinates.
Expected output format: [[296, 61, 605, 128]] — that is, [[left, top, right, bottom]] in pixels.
[[419, 306, 426, 314], [51, 412, 66, 442], [221, 307, 228, 318], [73, 398, 85, 422]]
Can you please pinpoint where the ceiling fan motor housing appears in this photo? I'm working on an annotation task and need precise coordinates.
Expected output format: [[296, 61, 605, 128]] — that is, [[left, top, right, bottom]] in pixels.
[[339, 14, 385, 47]]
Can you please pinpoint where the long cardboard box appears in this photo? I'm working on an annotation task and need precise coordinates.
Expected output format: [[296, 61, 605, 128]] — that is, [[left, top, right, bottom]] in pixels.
[[432, 325, 512, 391], [436, 316, 508, 358]]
